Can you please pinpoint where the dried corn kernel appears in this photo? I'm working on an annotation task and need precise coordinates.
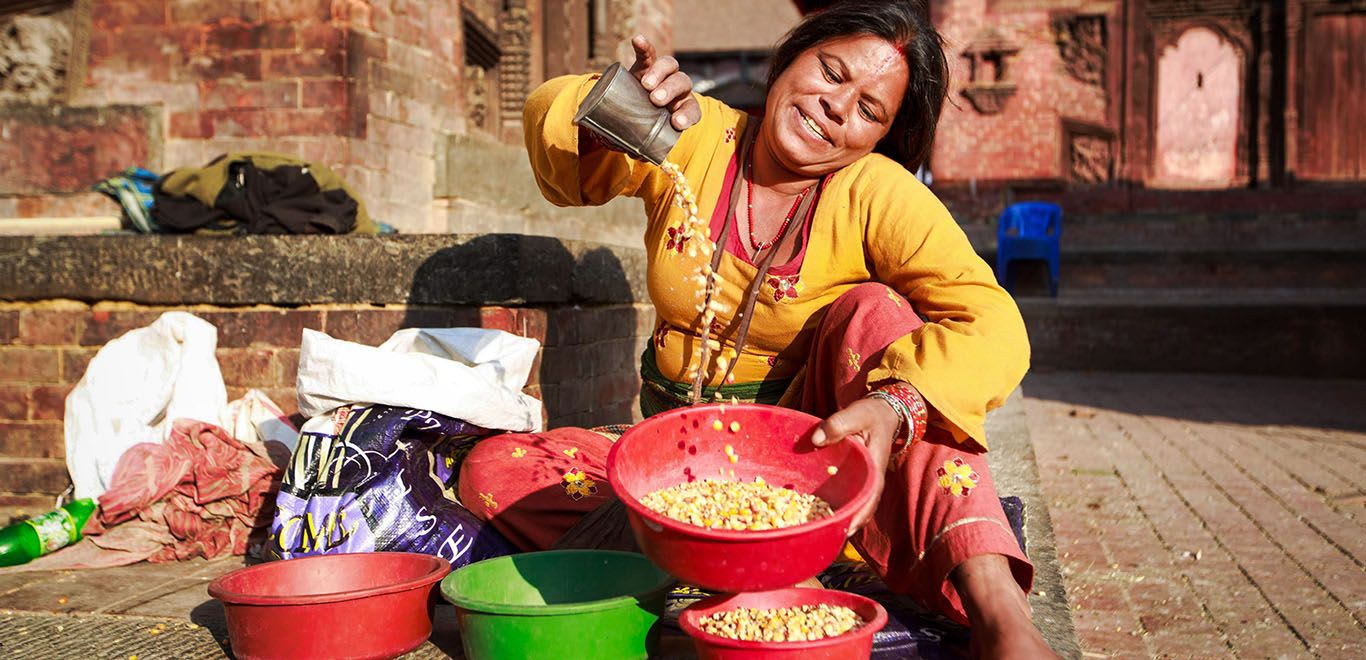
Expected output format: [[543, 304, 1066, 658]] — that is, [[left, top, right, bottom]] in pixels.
[[729, 421, 741, 432], [827, 465, 839, 475], [713, 420, 724, 431], [696, 604, 865, 642], [640, 479, 834, 531]]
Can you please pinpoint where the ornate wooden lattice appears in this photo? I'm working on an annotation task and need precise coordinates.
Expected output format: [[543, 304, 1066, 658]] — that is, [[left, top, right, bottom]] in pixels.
[[1054, 14, 1107, 87], [498, 0, 531, 129]]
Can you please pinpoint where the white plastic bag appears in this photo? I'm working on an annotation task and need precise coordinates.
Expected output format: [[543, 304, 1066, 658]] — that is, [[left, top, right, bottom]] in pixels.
[[63, 312, 227, 500], [222, 389, 300, 453], [295, 327, 543, 433]]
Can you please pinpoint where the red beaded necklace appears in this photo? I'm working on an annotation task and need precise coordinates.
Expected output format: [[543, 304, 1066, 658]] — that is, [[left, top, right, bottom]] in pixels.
[[745, 151, 813, 252]]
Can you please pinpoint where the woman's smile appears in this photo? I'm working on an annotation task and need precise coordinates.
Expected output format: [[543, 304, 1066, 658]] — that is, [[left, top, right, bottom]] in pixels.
[[795, 106, 831, 144]]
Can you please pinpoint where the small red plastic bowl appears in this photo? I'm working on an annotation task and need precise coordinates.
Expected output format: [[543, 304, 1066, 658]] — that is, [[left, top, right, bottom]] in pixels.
[[607, 403, 877, 592], [208, 552, 451, 660], [679, 588, 888, 659]]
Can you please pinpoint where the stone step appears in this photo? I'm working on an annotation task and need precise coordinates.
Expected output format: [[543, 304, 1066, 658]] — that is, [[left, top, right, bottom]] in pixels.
[[1054, 247, 1366, 290], [961, 208, 1366, 252], [1017, 290, 1366, 377]]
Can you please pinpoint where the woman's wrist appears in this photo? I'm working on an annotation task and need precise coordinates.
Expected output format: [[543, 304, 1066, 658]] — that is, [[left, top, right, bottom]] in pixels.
[[865, 381, 928, 456], [864, 390, 909, 439]]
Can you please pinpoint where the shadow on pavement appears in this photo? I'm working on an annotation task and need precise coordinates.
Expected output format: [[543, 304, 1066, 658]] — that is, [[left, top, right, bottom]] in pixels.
[[1022, 371, 1366, 432], [190, 599, 232, 656]]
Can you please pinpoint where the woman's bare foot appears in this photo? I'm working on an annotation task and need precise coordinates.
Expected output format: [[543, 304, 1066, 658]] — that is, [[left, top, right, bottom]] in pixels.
[[953, 554, 1059, 660], [793, 575, 825, 589]]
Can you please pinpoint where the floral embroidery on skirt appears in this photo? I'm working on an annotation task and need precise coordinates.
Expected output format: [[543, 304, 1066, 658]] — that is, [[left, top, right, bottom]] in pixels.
[[937, 457, 979, 497]]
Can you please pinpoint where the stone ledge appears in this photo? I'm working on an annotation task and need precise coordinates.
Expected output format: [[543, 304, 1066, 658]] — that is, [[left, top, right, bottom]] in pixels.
[[986, 389, 1082, 659], [0, 234, 648, 306]]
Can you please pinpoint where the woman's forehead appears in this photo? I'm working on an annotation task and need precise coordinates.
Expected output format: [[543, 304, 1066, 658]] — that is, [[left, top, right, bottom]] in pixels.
[[801, 34, 908, 93], [807, 35, 905, 75]]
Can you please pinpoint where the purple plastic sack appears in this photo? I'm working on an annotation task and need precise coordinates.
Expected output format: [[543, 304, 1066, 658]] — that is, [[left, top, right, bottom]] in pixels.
[[267, 404, 516, 566]]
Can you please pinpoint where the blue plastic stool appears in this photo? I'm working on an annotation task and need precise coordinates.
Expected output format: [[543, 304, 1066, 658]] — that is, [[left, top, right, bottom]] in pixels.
[[995, 202, 1062, 297]]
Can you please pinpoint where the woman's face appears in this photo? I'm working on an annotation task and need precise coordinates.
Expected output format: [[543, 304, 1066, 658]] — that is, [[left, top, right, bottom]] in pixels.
[[762, 34, 909, 176]]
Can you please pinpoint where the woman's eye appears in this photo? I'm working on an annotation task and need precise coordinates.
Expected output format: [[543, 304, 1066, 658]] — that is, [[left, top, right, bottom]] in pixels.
[[821, 63, 839, 82], [859, 104, 876, 122]]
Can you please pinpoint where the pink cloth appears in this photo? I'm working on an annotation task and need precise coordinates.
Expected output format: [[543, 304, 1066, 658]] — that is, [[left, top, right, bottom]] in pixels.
[[2, 420, 287, 573]]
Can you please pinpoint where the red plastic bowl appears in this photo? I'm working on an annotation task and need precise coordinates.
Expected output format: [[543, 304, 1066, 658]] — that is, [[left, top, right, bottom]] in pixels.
[[607, 403, 877, 592], [679, 588, 888, 659], [208, 552, 451, 660]]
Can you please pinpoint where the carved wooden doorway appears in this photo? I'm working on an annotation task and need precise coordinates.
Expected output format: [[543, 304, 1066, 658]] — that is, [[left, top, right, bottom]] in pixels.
[[1153, 26, 1243, 188]]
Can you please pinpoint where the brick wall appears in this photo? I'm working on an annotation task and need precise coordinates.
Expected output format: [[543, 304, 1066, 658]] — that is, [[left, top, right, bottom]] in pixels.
[[932, 0, 1111, 185], [1, 0, 676, 234], [337, 0, 463, 231], [0, 300, 654, 503]]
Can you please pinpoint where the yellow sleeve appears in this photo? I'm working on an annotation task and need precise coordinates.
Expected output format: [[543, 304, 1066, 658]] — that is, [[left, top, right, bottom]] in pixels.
[[857, 158, 1030, 449], [523, 74, 716, 208]]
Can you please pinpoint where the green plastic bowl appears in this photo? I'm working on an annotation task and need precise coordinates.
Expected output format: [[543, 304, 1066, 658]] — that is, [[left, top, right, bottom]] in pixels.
[[441, 550, 674, 660]]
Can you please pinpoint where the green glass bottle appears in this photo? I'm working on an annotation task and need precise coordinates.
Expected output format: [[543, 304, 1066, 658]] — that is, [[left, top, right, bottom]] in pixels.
[[0, 498, 97, 567]]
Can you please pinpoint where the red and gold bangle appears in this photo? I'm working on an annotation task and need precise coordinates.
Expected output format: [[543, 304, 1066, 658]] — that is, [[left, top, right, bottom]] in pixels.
[[865, 382, 928, 455]]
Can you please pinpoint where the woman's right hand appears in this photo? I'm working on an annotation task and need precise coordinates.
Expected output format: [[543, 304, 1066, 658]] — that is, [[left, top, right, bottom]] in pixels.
[[628, 35, 701, 131]]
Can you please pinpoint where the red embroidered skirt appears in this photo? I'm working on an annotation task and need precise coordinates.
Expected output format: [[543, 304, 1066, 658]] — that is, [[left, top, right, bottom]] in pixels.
[[458, 282, 1033, 624]]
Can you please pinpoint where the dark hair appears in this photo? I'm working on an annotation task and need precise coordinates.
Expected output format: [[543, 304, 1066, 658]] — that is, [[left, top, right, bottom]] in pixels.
[[767, 0, 948, 171]]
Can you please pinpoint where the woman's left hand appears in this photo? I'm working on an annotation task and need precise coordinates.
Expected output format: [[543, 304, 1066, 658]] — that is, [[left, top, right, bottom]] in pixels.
[[810, 395, 902, 536]]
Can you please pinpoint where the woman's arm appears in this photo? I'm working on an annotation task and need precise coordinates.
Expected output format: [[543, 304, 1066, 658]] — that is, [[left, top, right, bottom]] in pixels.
[[523, 36, 701, 209], [860, 161, 1030, 450]]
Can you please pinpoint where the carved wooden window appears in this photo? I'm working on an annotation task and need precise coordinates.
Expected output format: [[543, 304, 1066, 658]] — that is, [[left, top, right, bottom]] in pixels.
[[960, 29, 1020, 114], [463, 9, 503, 133]]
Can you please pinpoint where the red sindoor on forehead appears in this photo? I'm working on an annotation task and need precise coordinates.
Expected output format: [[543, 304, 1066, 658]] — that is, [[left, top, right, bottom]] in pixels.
[[872, 44, 906, 76]]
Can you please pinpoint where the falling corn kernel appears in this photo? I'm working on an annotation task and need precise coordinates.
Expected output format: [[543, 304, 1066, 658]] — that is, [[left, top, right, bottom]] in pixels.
[[731, 396, 739, 405], [827, 465, 839, 475], [729, 421, 741, 432], [713, 420, 724, 431]]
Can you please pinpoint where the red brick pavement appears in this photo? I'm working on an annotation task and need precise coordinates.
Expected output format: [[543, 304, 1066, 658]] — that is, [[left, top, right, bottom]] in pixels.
[[1023, 372, 1366, 659]]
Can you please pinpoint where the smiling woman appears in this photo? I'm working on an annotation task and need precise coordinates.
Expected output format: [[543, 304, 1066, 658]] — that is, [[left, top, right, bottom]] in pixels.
[[459, 1, 1058, 657]]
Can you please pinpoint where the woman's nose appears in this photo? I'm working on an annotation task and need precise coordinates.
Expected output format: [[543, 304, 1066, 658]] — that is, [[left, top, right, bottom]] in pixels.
[[820, 86, 857, 125]]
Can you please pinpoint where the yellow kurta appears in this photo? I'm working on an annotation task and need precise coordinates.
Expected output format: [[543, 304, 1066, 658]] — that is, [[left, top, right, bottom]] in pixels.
[[524, 74, 1029, 448]]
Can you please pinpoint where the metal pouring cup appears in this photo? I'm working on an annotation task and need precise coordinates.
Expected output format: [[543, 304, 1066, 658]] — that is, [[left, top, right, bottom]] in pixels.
[[574, 62, 682, 165]]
